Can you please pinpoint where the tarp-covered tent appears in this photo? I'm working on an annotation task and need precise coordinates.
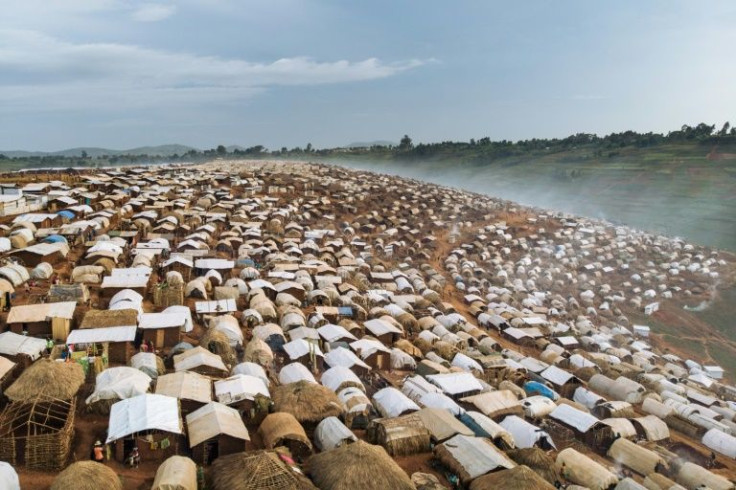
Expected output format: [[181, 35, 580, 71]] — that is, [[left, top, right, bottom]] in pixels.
[[151, 455, 197, 490]]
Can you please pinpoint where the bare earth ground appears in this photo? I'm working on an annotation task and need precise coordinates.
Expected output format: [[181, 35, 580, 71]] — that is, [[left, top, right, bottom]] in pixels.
[[10, 174, 736, 487]]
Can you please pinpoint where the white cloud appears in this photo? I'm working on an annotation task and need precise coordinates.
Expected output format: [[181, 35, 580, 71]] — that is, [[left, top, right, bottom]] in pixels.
[[0, 30, 426, 112], [131, 3, 177, 22]]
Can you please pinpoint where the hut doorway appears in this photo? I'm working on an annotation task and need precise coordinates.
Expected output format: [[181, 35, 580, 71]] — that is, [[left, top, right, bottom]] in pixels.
[[204, 440, 219, 465]]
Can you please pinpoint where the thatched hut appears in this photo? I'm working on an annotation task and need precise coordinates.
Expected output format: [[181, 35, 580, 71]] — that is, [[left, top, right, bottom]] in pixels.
[[50, 461, 122, 490], [365, 412, 432, 456], [505, 448, 558, 484], [244, 337, 274, 367], [272, 381, 344, 428], [0, 394, 76, 470], [200, 328, 238, 367], [152, 456, 197, 490], [209, 450, 317, 490], [258, 412, 313, 461], [469, 465, 555, 490], [308, 440, 414, 490], [4, 359, 85, 403]]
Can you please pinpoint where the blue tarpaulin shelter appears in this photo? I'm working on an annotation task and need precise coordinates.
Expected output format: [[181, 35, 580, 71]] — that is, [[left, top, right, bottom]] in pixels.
[[43, 234, 68, 244], [523, 381, 559, 400], [56, 210, 76, 220]]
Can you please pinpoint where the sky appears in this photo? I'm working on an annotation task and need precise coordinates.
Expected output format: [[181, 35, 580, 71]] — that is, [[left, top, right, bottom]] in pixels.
[[1, 0, 735, 151]]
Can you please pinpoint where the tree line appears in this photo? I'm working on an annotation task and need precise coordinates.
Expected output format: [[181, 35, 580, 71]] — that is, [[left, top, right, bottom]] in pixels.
[[1, 121, 734, 168]]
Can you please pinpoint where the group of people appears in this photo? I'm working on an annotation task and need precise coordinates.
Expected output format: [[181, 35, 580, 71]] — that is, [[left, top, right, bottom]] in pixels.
[[91, 440, 140, 468]]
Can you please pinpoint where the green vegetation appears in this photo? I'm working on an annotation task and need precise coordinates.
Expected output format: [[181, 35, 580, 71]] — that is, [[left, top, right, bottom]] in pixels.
[[2, 121, 735, 169]]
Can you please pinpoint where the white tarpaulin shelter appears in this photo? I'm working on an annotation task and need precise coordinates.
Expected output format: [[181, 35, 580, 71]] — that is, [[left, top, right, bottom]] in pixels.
[[86, 366, 152, 405], [0, 462, 19, 490], [0, 331, 47, 360], [106, 394, 182, 443], [702, 428, 736, 459]]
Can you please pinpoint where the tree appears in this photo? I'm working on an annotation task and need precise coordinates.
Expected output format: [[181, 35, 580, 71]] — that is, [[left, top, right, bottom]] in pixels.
[[81, 150, 88, 159], [720, 122, 731, 136], [306, 143, 313, 152], [399, 134, 413, 150], [216, 145, 227, 155]]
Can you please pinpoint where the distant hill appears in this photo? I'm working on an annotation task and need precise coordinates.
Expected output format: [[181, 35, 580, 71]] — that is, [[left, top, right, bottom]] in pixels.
[[0, 144, 198, 158], [346, 140, 396, 148]]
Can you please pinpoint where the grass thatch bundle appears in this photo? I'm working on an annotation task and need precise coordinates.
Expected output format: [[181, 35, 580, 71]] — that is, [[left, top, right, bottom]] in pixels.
[[413, 337, 433, 355], [272, 381, 344, 424], [573, 366, 598, 382], [210, 451, 316, 490], [86, 398, 118, 415], [307, 440, 413, 490], [394, 339, 422, 358], [5, 359, 85, 402], [338, 319, 363, 336], [200, 328, 237, 367], [94, 258, 117, 274], [244, 336, 274, 366], [80, 308, 138, 329], [51, 461, 122, 490], [433, 341, 457, 361], [505, 448, 558, 484], [396, 313, 418, 332], [469, 465, 555, 490]]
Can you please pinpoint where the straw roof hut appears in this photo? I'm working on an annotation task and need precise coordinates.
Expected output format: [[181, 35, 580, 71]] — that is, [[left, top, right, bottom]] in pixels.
[[80, 308, 138, 329], [271, 381, 344, 425], [505, 448, 558, 484], [200, 328, 237, 367], [258, 412, 313, 460], [469, 465, 555, 490], [50, 461, 122, 490], [5, 359, 84, 402], [366, 412, 432, 456], [307, 440, 414, 490], [210, 450, 316, 490], [244, 337, 274, 366]]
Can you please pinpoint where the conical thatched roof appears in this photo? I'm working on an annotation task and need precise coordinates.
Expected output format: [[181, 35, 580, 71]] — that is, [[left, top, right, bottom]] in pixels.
[[51, 461, 122, 490], [307, 440, 414, 490], [210, 451, 316, 490], [469, 465, 555, 490], [5, 359, 85, 402], [272, 380, 344, 424]]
